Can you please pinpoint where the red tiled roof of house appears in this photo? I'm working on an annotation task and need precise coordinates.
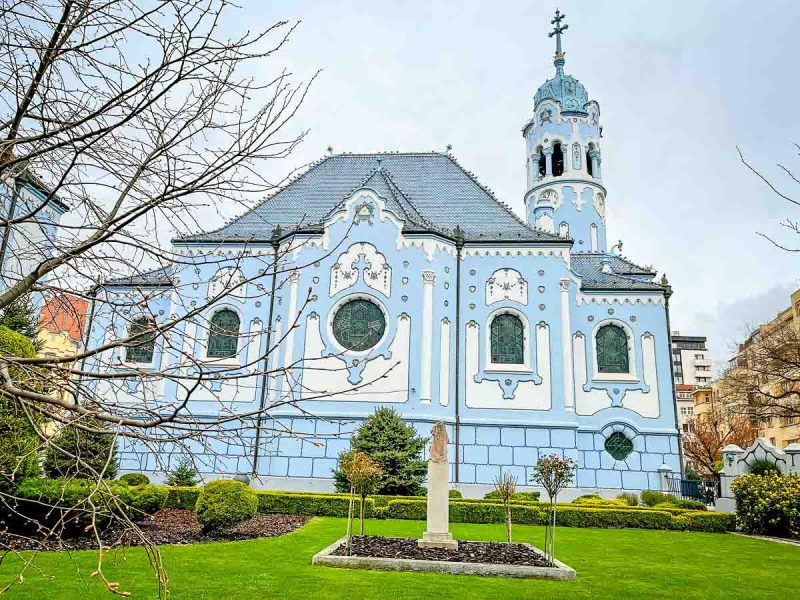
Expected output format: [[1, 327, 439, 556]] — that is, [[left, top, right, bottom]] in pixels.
[[38, 293, 89, 342], [675, 384, 697, 391]]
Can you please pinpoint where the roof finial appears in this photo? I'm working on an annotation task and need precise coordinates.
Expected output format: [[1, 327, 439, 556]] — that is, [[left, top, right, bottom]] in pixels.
[[446, 143, 452, 154], [549, 9, 568, 74]]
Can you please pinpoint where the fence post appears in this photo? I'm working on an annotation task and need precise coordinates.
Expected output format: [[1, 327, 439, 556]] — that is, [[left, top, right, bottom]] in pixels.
[[786, 443, 800, 476], [657, 464, 673, 493], [715, 444, 744, 513]]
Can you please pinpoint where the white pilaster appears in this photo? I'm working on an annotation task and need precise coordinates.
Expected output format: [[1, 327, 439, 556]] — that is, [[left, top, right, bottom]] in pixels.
[[439, 318, 451, 406], [420, 270, 436, 403], [559, 278, 575, 411], [281, 272, 300, 373]]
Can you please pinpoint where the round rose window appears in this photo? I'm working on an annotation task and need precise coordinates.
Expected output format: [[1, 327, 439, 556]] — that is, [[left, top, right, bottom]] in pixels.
[[332, 298, 386, 351]]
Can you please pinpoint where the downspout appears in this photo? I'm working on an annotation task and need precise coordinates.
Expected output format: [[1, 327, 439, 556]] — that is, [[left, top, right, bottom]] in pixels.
[[662, 275, 685, 478], [453, 226, 464, 483], [252, 225, 282, 477]]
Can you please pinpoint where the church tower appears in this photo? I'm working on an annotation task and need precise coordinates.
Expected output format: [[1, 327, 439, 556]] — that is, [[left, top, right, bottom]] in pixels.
[[523, 10, 606, 252]]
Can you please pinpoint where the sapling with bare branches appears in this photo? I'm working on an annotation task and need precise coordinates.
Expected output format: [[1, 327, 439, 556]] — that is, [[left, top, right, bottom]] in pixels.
[[493, 471, 517, 543]]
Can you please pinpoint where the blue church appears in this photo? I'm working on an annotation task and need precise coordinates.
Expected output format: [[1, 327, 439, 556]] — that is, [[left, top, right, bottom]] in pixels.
[[90, 14, 681, 496]]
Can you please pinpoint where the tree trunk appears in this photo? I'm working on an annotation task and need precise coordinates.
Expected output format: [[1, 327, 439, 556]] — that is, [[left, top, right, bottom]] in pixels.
[[346, 485, 355, 555], [505, 505, 512, 543]]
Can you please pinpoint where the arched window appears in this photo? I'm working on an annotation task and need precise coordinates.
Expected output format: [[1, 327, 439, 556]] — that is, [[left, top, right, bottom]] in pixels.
[[552, 142, 564, 177], [559, 222, 570, 238], [596, 324, 629, 373], [207, 309, 240, 358], [125, 317, 156, 364], [537, 147, 546, 178], [586, 143, 594, 177], [490, 313, 524, 365]]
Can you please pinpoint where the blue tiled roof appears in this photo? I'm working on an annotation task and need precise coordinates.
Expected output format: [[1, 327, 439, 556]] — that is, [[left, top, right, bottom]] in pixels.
[[105, 265, 174, 287], [178, 152, 563, 243], [572, 254, 663, 291]]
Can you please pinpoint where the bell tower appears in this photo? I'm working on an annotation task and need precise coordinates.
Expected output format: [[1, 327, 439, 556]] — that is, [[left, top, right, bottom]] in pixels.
[[523, 10, 607, 252]]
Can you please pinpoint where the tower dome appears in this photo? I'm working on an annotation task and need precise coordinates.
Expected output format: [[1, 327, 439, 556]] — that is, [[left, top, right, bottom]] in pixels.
[[534, 61, 589, 114]]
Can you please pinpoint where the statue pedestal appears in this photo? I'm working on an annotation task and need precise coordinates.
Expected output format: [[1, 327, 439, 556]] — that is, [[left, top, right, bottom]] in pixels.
[[417, 457, 458, 550]]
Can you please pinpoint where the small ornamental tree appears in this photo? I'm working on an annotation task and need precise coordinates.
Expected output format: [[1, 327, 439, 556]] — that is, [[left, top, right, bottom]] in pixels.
[[166, 456, 201, 487], [0, 294, 39, 343], [338, 450, 382, 552], [44, 416, 119, 480], [0, 325, 41, 493], [333, 408, 426, 496], [493, 471, 518, 543], [531, 454, 576, 565]]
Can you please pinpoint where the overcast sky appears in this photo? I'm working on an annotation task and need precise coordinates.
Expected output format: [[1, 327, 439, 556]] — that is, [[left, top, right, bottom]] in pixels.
[[236, 0, 800, 371]]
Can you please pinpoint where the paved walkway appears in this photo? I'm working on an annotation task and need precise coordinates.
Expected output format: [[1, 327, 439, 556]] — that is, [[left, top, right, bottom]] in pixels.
[[731, 532, 800, 546]]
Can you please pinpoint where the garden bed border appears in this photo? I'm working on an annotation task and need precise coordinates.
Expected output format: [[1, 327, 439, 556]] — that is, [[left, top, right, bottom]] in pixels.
[[312, 536, 577, 581]]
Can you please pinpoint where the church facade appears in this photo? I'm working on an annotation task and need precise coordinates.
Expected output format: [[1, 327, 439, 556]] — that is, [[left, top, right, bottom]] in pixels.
[[89, 18, 682, 495]]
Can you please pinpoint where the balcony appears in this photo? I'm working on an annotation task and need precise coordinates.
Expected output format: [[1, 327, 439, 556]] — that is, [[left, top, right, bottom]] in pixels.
[[694, 358, 711, 368], [694, 369, 712, 379]]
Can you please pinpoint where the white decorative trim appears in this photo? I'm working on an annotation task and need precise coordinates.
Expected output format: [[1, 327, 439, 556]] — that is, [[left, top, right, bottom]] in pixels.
[[576, 292, 664, 306], [208, 267, 247, 302], [621, 333, 660, 418], [560, 278, 575, 411], [591, 318, 638, 382], [246, 318, 263, 370], [439, 318, 451, 406], [484, 306, 532, 372], [537, 188, 561, 209], [281, 273, 300, 372], [466, 321, 551, 410], [462, 246, 570, 267], [329, 242, 392, 297], [590, 224, 599, 252], [399, 238, 457, 261], [420, 270, 436, 403], [486, 268, 528, 306]]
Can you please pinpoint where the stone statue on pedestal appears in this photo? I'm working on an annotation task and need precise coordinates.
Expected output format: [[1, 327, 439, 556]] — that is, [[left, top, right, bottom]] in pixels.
[[418, 421, 458, 550]]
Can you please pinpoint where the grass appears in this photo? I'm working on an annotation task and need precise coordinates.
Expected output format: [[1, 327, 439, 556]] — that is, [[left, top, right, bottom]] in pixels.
[[1, 518, 798, 599]]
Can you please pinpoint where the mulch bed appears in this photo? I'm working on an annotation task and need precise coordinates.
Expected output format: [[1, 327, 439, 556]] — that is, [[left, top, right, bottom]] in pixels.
[[333, 535, 550, 567], [0, 509, 308, 551]]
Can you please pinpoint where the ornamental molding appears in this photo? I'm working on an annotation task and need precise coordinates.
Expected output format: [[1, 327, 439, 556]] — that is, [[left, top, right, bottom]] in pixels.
[[462, 246, 571, 267], [329, 242, 392, 298], [537, 188, 561, 209], [486, 268, 528, 305], [593, 192, 607, 221], [576, 292, 664, 306]]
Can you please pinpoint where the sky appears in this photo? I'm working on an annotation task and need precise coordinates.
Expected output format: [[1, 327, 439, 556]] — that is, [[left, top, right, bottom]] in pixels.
[[227, 0, 800, 371]]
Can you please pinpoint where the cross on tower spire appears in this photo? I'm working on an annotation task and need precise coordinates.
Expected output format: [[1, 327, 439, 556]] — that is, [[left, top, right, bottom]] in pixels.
[[549, 9, 568, 57]]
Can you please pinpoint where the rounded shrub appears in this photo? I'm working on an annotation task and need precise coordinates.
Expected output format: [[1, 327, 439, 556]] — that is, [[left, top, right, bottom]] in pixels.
[[617, 492, 639, 506], [448, 489, 463, 499], [123, 484, 168, 516], [118, 473, 150, 487], [640, 490, 676, 507], [195, 480, 257, 532]]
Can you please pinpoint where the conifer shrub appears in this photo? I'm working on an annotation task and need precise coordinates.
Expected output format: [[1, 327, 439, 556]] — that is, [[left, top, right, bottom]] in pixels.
[[749, 459, 781, 476], [195, 480, 257, 532], [43, 416, 118, 479], [165, 456, 201, 486], [333, 408, 426, 496], [0, 326, 41, 493]]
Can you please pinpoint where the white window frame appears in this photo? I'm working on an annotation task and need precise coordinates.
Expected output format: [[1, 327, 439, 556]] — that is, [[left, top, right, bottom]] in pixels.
[[484, 306, 533, 373], [591, 318, 638, 382], [201, 304, 244, 367]]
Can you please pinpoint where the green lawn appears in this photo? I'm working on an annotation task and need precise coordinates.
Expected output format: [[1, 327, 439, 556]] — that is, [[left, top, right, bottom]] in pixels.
[[2, 518, 798, 599]]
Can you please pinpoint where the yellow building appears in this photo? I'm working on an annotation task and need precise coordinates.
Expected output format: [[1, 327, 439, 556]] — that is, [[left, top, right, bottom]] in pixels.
[[722, 288, 800, 449]]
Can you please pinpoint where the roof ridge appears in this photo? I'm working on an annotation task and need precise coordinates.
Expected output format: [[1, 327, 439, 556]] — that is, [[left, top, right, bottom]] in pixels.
[[379, 168, 426, 226], [442, 153, 564, 242]]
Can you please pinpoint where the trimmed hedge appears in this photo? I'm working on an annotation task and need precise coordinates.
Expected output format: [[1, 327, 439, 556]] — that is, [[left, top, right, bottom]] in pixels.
[[256, 490, 376, 517], [118, 473, 150, 487], [383, 499, 733, 532], [166, 486, 202, 509]]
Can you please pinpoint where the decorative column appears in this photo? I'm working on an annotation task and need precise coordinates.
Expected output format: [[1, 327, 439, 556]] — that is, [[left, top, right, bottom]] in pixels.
[[531, 153, 542, 183], [559, 278, 575, 411], [420, 270, 436, 403], [785, 443, 800, 476], [658, 464, 673, 492], [543, 146, 554, 177], [715, 444, 744, 513], [589, 148, 601, 179]]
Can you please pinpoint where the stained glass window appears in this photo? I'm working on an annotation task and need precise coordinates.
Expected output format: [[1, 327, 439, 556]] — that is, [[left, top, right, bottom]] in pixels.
[[604, 432, 633, 460], [125, 317, 156, 363], [208, 309, 240, 358], [596, 324, 629, 373], [490, 313, 524, 365], [332, 299, 386, 351]]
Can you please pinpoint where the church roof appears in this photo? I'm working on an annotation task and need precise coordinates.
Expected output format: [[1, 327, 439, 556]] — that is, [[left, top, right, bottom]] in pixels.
[[177, 152, 564, 244], [104, 265, 175, 287], [572, 254, 664, 291]]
